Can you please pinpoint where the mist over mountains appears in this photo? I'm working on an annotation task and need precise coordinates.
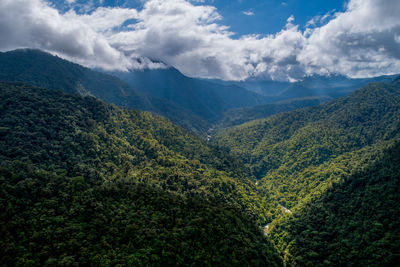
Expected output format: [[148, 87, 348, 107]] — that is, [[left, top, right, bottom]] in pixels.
[[0, 47, 399, 266], [1, 0, 400, 265], [2, 48, 396, 135]]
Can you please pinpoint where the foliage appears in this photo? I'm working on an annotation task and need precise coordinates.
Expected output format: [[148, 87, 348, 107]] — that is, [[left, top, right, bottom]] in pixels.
[[270, 140, 400, 266], [0, 49, 151, 110], [217, 96, 332, 129], [114, 68, 268, 124], [0, 82, 282, 266], [214, 80, 400, 265], [215, 81, 400, 212], [2, 48, 400, 266], [0, 167, 282, 266], [0, 49, 269, 136]]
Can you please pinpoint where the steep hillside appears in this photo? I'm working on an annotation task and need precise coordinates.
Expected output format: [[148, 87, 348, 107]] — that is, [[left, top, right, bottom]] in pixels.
[[214, 80, 400, 214], [217, 96, 332, 129], [214, 78, 400, 265], [0, 82, 282, 266], [270, 140, 400, 266], [0, 49, 151, 110], [113, 68, 268, 123], [0, 49, 212, 135]]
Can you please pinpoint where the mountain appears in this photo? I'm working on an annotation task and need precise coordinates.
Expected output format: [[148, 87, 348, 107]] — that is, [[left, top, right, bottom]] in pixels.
[[1, 48, 399, 266], [270, 140, 400, 266], [0, 49, 268, 136], [0, 82, 282, 266], [0, 49, 152, 110], [220, 74, 398, 102], [217, 96, 332, 129], [211, 78, 291, 97], [274, 74, 398, 101], [214, 78, 400, 265], [113, 68, 268, 123], [214, 79, 400, 213]]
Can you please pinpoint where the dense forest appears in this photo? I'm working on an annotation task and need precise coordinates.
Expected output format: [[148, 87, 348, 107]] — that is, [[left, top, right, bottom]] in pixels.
[[215, 80, 400, 212], [0, 49, 399, 266], [217, 96, 332, 129], [214, 79, 400, 265], [0, 82, 282, 266], [0, 49, 208, 135], [271, 140, 400, 266], [0, 49, 268, 136]]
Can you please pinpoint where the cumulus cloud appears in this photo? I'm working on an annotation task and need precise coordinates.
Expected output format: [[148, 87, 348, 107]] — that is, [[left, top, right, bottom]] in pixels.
[[0, 0, 399, 81], [0, 0, 163, 71], [299, 0, 400, 78], [0, 0, 133, 70]]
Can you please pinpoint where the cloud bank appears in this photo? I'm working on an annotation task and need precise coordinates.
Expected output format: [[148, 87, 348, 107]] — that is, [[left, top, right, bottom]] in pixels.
[[0, 0, 399, 81]]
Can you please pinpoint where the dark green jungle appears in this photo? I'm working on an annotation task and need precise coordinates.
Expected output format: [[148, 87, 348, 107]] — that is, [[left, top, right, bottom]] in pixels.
[[0, 50, 399, 266]]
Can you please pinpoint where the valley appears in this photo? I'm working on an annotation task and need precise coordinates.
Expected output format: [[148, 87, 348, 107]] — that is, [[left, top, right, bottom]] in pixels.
[[0, 49, 399, 266]]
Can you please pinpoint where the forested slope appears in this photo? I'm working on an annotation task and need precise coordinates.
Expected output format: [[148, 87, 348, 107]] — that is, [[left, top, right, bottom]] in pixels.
[[217, 96, 332, 129], [270, 140, 400, 266], [0, 49, 269, 136], [0, 49, 151, 110], [214, 78, 400, 266], [0, 82, 282, 266], [114, 68, 267, 124], [214, 80, 400, 214], [0, 49, 212, 135]]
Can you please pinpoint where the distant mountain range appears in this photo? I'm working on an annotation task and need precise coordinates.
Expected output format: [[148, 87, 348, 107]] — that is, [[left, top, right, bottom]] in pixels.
[[220, 73, 398, 101], [0, 49, 398, 136], [1, 48, 399, 266], [112, 68, 268, 123], [212, 74, 398, 128], [0, 49, 268, 136]]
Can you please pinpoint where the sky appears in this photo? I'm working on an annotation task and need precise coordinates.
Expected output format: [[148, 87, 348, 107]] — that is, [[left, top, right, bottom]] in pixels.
[[0, 0, 400, 81]]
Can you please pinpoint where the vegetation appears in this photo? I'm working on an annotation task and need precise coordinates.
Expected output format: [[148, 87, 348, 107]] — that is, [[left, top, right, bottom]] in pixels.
[[270, 140, 400, 266], [215, 81, 400, 211], [217, 96, 332, 129], [215, 80, 400, 265], [0, 49, 269, 136], [0, 49, 151, 110], [0, 49, 212, 135], [0, 82, 282, 266], [114, 68, 268, 124], [1, 49, 399, 266]]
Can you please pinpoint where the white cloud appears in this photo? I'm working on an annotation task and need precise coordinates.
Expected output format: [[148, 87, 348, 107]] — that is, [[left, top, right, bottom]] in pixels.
[[0, 0, 399, 81], [299, 0, 400, 78], [243, 10, 254, 16]]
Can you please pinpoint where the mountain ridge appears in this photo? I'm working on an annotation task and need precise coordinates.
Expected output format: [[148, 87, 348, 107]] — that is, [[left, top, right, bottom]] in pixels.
[[0, 81, 282, 265], [112, 67, 269, 123], [214, 79, 400, 211], [0, 49, 269, 136]]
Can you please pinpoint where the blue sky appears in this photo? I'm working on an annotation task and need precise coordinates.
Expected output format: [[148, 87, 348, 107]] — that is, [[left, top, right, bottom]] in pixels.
[[204, 0, 346, 36], [51, 0, 347, 36], [1, 0, 399, 81]]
